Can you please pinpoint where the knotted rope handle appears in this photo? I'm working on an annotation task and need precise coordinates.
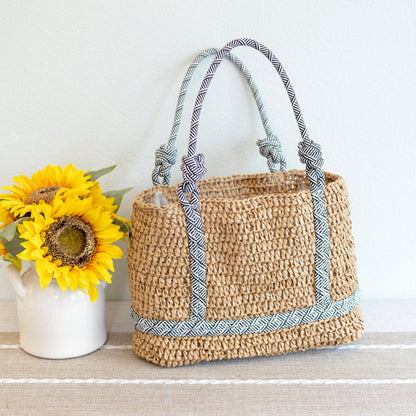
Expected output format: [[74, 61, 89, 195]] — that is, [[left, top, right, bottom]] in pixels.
[[152, 48, 287, 186], [180, 38, 325, 195]]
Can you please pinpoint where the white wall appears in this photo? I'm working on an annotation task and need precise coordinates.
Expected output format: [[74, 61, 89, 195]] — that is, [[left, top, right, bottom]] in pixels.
[[0, 0, 415, 301]]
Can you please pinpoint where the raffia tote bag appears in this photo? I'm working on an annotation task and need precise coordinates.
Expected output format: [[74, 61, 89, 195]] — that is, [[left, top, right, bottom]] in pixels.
[[129, 38, 364, 367]]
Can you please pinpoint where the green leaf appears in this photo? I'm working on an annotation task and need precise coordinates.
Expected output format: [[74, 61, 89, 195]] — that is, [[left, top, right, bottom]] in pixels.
[[103, 187, 133, 213], [85, 165, 117, 182], [103, 187, 133, 199], [0, 217, 29, 257], [0, 217, 28, 241], [1, 237, 25, 257], [112, 217, 130, 235]]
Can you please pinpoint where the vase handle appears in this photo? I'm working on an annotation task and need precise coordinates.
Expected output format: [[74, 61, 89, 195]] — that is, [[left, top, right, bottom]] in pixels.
[[6, 264, 26, 301]]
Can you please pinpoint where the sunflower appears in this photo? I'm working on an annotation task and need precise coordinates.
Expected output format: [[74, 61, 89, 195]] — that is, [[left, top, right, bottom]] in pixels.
[[0, 164, 95, 217], [17, 197, 124, 302]]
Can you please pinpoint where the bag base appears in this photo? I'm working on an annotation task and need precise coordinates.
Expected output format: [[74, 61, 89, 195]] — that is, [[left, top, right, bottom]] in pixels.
[[132, 306, 364, 367]]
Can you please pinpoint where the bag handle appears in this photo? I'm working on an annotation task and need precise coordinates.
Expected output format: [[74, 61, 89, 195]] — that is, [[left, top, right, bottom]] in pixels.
[[177, 39, 331, 321], [180, 39, 325, 193], [152, 48, 287, 186]]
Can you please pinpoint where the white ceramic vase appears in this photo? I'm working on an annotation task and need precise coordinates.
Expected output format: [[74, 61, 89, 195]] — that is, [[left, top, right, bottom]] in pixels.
[[7, 263, 107, 359]]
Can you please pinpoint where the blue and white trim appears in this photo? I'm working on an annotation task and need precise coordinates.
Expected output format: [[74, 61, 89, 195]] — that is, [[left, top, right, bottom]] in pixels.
[[131, 288, 360, 337], [152, 47, 286, 187], [132, 38, 359, 338]]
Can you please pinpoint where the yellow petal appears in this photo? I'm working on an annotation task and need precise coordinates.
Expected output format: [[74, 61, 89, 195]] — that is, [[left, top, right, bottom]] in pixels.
[[93, 252, 115, 272], [88, 282, 98, 302], [55, 273, 68, 292], [68, 269, 79, 292], [36, 260, 53, 289]]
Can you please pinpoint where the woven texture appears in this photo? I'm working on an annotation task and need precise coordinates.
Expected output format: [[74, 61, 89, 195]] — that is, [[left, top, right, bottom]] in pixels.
[[129, 171, 357, 321], [132, 306, 364, 367], [128, 38, 363, 366], [174, 39, 333, 336], [128, 170, 363, 366]]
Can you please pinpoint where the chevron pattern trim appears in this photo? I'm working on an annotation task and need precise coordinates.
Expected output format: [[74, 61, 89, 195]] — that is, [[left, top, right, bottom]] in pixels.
[[133, 38, 344, 339], [131, 288, 360, 337], [182, 37, 331, 313], [176, 186, 207, 321], [152, 47, 285, 186]]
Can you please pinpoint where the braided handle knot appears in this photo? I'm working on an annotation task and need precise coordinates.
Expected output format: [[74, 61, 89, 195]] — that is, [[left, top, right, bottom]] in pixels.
[[153, 144, 178, 185], [298, 140, 324, 171], [256, 134, 286, 172], [181, 153, 207, 193]]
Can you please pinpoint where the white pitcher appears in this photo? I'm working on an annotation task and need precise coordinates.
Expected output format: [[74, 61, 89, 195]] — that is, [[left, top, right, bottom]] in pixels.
[[7, 263, 107, 359]]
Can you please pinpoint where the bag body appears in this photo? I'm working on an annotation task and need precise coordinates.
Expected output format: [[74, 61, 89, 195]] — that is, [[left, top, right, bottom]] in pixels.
[[129, 39, 364, 367]]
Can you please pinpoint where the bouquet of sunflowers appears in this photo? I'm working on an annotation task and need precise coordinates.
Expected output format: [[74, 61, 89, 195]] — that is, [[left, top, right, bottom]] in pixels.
[[0, 164, 131, 302]]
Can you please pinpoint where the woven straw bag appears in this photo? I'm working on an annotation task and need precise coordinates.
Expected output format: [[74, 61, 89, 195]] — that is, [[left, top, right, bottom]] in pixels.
[[129, 38, 364, 367]]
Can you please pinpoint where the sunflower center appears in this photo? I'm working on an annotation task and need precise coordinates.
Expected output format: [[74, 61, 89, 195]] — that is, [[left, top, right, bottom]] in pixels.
[[58, 227, 86, 256], [27, 186, 62, 204], [44, 216, 96, 268]]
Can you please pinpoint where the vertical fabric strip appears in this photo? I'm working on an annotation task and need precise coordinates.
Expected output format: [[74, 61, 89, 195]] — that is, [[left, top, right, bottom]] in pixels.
[[177, 189, 207, 321], [178, 37, 332, 329]]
